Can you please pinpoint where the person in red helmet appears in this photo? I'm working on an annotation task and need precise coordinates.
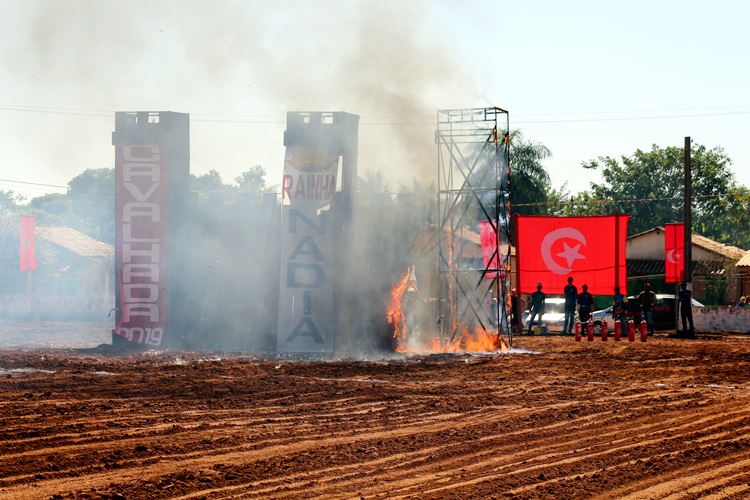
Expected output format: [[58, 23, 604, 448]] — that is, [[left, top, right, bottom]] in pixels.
[[638, 283, 657, 335]]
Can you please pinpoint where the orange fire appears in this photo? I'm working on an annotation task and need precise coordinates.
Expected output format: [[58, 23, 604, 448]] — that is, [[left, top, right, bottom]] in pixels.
[[387, 267, 508, 353], [387, 268, 411, 351], [438, 325, 507, 353]]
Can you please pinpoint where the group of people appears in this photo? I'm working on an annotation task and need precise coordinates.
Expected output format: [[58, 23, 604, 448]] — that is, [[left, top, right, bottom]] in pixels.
[[520, 279, 594, 335], [562, 277, 594, 333], [521, 279, 695, 336]]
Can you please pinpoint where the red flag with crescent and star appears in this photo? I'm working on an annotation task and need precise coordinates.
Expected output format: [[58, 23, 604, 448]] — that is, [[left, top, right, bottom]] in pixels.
[[664, 222, 684, 284], [515, 214, 629, 296]]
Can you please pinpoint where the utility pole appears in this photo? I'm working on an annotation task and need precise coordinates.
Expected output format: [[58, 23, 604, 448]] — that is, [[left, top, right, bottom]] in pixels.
[[683, 137, 692, 287]]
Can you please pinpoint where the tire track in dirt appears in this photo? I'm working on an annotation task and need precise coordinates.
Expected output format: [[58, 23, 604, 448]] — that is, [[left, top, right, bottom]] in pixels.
[[2, 337, 750, 498]]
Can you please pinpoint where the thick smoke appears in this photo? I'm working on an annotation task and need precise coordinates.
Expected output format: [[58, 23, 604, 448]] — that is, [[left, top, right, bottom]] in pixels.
[[2, 1, 494, 355], [4, 0, 482, 189]]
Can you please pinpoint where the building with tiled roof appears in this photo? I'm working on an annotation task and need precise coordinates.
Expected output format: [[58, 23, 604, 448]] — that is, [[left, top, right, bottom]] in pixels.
[[35, 226, 114, 300], [738, 253, 750, 268], [37, 227, 113, 258]]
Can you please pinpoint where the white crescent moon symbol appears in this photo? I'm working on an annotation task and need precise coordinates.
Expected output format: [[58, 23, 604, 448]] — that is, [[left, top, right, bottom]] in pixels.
[[540, 228, 587, 275], [667, 248, 678, 264]]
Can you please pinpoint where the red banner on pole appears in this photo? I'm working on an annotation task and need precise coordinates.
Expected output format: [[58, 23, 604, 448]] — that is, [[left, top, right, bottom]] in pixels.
[[20, 215, 36, 272], [478, 220, 500, 278], [665, 223, 685, 284], [113, 144, 169, 347], [516, 215, 629, 296]]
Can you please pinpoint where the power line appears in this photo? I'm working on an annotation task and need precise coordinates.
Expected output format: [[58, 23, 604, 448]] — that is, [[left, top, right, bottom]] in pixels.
[[513, 191, 750, 207], [2, 103, 750, 125], [514, 110, 750, 125], [517, 104, 750, 117], [0, 178, 69, 190]]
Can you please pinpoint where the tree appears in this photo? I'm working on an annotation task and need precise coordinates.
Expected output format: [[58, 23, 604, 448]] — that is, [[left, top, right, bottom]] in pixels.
[[0, 190, 25, 210], [508, 130, 552, 216], [457, 130, 552, 240], [67, 168, 115, 244], [542, 182, 573, 216], [235, 165, 267, 192], [398, 178, 437, 228], [190, 169, 227, 194], [358, 169, 391, 195], [0, 195, 21, 278], [29, 193, 73, 228], [235, 165, 275, 203], [580, 143, 750, 247]]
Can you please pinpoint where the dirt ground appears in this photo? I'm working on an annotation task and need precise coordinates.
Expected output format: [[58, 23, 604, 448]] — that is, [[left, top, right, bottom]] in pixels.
[[2, 324, 750, 499]]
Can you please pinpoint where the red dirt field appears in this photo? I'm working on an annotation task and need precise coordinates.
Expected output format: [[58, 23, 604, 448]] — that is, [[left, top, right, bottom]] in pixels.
[[2, 328, 750, 499]]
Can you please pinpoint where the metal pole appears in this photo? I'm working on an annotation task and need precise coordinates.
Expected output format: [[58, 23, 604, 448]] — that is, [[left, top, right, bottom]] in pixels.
[[683, 137, 692, 285], [682, 137, 692, 334]]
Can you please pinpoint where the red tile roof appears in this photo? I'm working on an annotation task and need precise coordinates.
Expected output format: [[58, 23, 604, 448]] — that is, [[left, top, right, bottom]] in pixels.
[[37, 227, 113, 258]]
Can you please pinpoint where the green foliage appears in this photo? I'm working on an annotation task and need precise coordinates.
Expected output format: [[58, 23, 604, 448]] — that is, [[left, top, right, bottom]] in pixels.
[[0, 203, 20, 273], [579, 143, 750, 247], [235, 165, 273, 203], [190, 169, 227, 194], [235, 165, 267, 192], [190, 166, 274, 203], [542, 182, 573, 216], [67, 169, 115, 244], [397, 178, 437, 227], [358, 169, 391, 195], [0, 190, 25, 210], [508, 131, 552, 215]]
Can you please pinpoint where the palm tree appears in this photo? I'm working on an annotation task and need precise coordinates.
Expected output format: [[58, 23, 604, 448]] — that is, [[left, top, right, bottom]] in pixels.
[[508, 130, 552, 216], [463, 130, 552, 227]]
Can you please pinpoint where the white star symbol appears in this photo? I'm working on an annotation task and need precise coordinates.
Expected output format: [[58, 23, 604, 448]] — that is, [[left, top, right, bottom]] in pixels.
[[557, 242, 586, 268]]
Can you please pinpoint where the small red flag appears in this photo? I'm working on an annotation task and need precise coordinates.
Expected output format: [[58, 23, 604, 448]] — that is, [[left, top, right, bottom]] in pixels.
[[20, 215, 37, 272], [515, 215, 629, 296], [665, 223, 684, 284], [478, 220, 500, 278]]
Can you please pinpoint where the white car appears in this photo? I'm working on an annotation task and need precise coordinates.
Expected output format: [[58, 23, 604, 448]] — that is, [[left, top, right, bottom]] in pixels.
[[589, 306, 617, 334], [590, 294, 705, 333], [522, 297, 576, 333]]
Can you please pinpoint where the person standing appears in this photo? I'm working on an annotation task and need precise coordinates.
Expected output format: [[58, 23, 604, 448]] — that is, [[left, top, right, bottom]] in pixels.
[[563, 276, 578, 334], [577, 284, 594, 323], [485, 290, 498, 326], [612, 286, 628, 333], [678, 282, 695, 333], [638, 283, 657, 335], [510, 288, 526, 333], [527, 283, 546, 335]]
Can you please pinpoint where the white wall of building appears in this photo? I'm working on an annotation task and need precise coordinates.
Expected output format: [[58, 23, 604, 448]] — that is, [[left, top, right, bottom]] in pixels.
[[694, 307, 750, 332]]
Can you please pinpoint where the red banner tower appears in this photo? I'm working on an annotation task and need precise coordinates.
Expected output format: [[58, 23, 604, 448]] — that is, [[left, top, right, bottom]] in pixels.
[[111, 112, 190, 347]]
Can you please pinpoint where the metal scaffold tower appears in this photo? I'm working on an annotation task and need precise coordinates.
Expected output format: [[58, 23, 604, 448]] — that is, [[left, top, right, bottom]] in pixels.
[[436, 107, 512, 348]]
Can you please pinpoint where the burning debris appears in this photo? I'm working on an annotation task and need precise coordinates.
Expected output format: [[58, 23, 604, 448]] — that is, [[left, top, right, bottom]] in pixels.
[[388, 265, 508, 354]]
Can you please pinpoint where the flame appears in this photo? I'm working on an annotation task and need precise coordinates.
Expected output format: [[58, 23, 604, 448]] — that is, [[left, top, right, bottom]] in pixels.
[[440, 326, 508, 353], [387, 268, 411, 351], [386, 264, 508, 353], [387, 233, 509, 354], [444, 228, 457, 334]]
